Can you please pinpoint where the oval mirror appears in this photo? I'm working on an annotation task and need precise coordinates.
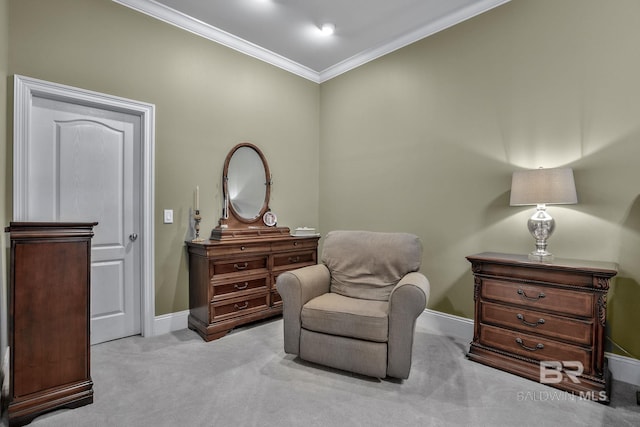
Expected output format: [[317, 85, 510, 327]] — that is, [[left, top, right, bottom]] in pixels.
[[224, 143, 270, 223]]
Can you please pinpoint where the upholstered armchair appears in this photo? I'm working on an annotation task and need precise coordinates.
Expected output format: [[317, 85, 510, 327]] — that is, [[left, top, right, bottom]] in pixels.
[[276, 230, 430, 379]]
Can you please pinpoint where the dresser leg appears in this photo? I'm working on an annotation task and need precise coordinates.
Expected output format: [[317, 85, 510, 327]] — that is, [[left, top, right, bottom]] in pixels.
[[188, 315, 232, 341]]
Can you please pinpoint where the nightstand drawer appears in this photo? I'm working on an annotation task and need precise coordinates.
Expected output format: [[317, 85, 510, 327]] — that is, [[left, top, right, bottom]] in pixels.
[[480, 301, 592, 345], [481, 278, 593, 317], [479, 324, 592, 374]]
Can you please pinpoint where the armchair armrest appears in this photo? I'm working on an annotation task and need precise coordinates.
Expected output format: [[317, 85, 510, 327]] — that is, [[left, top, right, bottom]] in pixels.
[[387, 272, 430, 379], [276, 264, 331, 355]]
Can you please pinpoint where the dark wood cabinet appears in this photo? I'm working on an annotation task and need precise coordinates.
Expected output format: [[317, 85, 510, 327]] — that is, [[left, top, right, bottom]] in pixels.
[[186, 235, 319, 341], [466, 252, 617, 403], [5, 222, 97, 426]]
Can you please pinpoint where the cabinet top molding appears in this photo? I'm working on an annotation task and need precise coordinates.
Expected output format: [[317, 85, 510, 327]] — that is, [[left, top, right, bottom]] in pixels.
[[466, 252, 617, 277], [5, 222, 98, 238]]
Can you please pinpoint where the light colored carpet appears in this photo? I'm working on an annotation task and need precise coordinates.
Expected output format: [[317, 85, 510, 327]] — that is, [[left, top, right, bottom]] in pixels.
[[27, 315, 640, 427]]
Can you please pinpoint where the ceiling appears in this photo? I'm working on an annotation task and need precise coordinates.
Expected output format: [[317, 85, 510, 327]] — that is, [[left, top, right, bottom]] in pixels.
[[114, 0, 511, 83]]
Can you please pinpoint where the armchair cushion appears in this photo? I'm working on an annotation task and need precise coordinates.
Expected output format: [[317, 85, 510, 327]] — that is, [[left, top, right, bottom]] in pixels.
[[301, 293, 389, 342], [321, 230, 422, 301]]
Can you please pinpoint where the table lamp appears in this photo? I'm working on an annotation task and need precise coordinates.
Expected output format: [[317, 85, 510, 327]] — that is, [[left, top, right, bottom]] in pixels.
[[510, 167, 578, 261]]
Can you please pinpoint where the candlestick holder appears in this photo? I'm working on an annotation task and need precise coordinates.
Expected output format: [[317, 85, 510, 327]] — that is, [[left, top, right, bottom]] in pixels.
[[192, 209, 203, 242]]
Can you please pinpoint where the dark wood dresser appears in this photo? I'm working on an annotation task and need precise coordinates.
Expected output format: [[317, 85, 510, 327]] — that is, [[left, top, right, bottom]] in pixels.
[[5, 222, 97, 426], [466, 252, 617, 403], [186, 235, 319, 341]]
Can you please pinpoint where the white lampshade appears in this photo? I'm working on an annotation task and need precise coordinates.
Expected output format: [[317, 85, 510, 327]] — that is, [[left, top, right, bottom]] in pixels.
[[510, 167, 578, 206]]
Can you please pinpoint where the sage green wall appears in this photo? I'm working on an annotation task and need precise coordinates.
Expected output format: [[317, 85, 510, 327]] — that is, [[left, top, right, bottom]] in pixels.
[[6, 0, 320, 315], [5, 0, 639, 360], [319, 0, 640, 359]]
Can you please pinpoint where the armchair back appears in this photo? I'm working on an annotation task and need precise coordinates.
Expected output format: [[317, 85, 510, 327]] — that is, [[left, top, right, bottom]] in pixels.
[[321, 230, 423, 301]]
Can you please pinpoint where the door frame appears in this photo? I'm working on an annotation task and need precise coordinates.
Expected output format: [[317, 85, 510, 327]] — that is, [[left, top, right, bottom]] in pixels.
[[13, 74, 156, 339]]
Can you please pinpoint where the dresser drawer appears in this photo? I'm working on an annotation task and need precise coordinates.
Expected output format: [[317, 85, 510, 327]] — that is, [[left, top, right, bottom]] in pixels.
[[480, 301, 592, 345], [479, 324, 592, 374], [273, 250, 316, 270], [475, 262, 595, 288], [210, 294, 269, 322], [481, 278, 594, 317], [270, 289, 282, 306], [205, 242, 271, 257], [272, 238, 318, 252], [188, 236, 319, 342], [210, 255, 269, 277], [211, 275, 269, 301]]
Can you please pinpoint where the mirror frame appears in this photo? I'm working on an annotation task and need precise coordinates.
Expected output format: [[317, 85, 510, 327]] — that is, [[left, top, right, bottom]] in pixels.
[[211, 142, 290, 240], [223, 142, 271, 224]]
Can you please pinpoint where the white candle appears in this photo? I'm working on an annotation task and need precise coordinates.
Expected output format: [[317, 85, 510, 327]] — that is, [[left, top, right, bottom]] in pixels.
[[196, 185, 200, 210]]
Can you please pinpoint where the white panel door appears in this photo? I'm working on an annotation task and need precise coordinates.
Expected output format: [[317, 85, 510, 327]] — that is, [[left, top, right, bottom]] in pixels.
[[27, 96, 141, 345]]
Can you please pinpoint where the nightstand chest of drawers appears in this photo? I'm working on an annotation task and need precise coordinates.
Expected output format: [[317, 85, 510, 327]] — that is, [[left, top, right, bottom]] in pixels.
[[466, 252, 617, 402], [186, 235, 319, 341]]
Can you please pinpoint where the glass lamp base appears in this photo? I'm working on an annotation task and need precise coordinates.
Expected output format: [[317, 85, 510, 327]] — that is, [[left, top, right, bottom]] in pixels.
[[528, 252, 554, 262], [527, 205, 555, 263]]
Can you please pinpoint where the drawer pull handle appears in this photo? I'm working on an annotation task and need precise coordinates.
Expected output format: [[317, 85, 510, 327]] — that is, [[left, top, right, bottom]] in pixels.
[[234, 301, 249, 310], [517, 289, 545, 301], [288, 256, 300, 263], [234, 282, 249, 290], [234, 262, 249, 271], [515, 337, 544, 352], [294, 241, 299, 246], [516, 313, 545, 327]]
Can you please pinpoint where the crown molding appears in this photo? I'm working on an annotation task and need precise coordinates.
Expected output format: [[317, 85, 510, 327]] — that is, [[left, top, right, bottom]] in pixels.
[[112, 0, 321, 82], [113, 0, 511, 84], [318, 0, 512, 82]]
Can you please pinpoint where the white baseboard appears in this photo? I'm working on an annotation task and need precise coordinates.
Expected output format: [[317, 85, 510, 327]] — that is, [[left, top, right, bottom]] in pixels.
[[1, 348, 8, 392], [420, 308, 474, 343], [606, 352, 640, 388], [420, 308, 640, 388], [1, 347, 9, 423], [153, 310, 189, 336]]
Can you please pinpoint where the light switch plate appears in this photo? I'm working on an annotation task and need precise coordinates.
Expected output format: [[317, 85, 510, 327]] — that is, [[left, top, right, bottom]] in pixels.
[[163, 209, 173, 224]]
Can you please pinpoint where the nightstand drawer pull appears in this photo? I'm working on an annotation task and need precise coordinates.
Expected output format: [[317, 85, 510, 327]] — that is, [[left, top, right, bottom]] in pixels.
[[517, 288, 545, 301], [234, 301, 249, 310], [234, 262, 249, 271], [515, 337, 544, 351], [516, 313, 545, 327], [288, 256, 300, 263], [234, 282, 249, 290]]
